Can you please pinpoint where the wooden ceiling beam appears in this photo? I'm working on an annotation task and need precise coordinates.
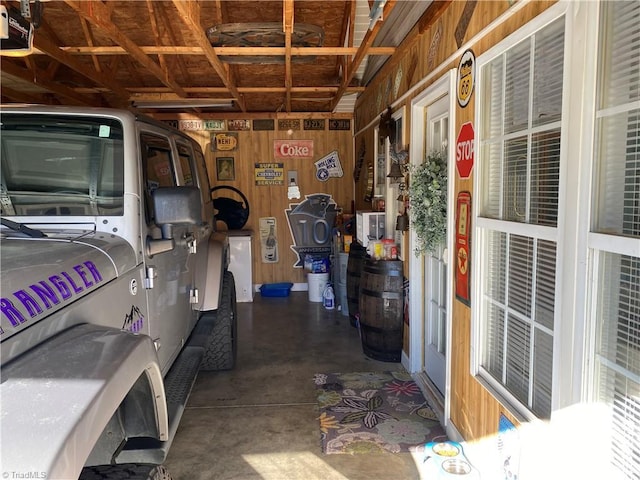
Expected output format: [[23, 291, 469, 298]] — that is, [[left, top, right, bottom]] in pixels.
[[171, 0, 246, 112], [335, 1, 354, 79], [0, 86, 48, 104], [283, 0, 294, 112], [30, 28, 130, 101], [64, 0, 188, 98], [330, 0, 397, 111], [56, 46, 396, 56], [127, 85, 365, 95], [79, 17, 101, 73], [0, 61, 96, 106], [151, 1, 191, 83]]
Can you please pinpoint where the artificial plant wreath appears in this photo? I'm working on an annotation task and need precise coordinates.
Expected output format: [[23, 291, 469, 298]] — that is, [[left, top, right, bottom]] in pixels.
[[408, 149, 448, 255]]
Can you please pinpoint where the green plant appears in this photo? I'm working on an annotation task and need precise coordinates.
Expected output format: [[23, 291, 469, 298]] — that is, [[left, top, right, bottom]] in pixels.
[[408, 149, 448, 255]]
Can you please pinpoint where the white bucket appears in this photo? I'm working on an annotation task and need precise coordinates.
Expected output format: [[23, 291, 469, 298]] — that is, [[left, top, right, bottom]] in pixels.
[[308, 272, 329, 302]]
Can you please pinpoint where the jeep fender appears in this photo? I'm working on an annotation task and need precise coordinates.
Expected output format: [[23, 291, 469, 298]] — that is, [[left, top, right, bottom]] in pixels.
[[0, 324, 168, 480], [199, 232, 229, 311]]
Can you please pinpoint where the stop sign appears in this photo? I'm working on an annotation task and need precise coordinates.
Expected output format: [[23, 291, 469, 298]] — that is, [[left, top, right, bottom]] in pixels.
[[456, 122, 475, 178]]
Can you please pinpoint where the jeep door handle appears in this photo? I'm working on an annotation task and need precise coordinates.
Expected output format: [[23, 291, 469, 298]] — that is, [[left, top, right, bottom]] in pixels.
[[185, 234, 197, 254]]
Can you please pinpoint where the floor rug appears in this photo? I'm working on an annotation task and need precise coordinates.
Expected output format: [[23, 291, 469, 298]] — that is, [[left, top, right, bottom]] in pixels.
[[314, 371, 447, 454]]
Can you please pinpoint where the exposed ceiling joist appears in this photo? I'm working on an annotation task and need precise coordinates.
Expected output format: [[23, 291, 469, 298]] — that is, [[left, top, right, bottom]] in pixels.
[[65, 0, 188, 98], [1, 0, 442, 114], [171, 0, 246, 112], [283, 0, 293, 112], [32, 27, 130, 101]]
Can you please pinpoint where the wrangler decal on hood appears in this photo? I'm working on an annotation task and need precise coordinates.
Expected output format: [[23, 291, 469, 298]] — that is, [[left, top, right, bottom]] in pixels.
[[1, 261, 103, 331]]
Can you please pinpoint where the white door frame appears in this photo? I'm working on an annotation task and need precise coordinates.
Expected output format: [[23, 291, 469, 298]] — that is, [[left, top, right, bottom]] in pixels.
[[406, 69, 456, 426]]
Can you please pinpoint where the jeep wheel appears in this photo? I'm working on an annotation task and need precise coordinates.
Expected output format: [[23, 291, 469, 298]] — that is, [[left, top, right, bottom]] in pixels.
[[79, 463, 172, 480], [201, 270, 237, 370]]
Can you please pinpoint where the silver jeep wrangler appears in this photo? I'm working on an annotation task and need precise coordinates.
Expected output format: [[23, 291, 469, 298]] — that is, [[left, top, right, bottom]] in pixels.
[[0, 106, 237, 479]]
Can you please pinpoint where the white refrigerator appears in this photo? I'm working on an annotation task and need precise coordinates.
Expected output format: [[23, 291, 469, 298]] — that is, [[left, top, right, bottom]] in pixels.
[[228, 230, 253, 302]]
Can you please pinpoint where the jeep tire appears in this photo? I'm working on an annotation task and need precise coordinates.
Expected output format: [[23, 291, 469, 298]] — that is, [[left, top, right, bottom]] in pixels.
[[79, 463, 172, 480], [201, 270, 237, 370]]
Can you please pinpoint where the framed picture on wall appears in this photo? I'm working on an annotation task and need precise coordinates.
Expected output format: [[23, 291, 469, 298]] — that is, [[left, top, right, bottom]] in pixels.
[[216, 157, 235, 181]]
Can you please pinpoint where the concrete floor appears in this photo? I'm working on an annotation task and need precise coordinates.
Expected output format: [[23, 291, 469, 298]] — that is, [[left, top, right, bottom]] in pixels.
[[165, 291, 427, 480]]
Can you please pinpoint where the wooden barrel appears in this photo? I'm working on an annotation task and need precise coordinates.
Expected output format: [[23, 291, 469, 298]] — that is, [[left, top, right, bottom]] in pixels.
[[358, 259, 404, 362], [346, 243, 367, 328]]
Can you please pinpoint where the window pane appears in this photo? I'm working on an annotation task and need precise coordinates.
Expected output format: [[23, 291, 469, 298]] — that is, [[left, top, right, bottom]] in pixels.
[[531, 130, 560, 226], [1, 115, 124, 216], [593, 249, 640, 480], [532, 17, 565, 126], [594, 109, 640, 236], [484, 302, 506, 381], [486, 230, 507, 303], [508, 235, 533, 318], [536, 240, 557, 330], [503, 137, 529, 222], [599, 1, 640, 109], [482, 57, 505, 139], [532, 329, 553, 417], [505, 39, 531, 133], [505, 313, 531, 403], [480, 141, 503, 218]]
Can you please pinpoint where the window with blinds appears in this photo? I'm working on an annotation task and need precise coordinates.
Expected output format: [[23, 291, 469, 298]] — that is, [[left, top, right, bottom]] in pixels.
[[591, 2, 640, 478], [476, 16, 565, 419]]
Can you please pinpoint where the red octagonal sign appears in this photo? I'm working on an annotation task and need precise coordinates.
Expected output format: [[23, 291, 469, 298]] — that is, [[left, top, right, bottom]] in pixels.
[[456, 121, 475, 179]]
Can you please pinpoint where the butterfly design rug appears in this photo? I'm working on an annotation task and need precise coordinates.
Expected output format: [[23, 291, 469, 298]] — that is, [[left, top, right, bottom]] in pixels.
[[314, 371, 448, 454]]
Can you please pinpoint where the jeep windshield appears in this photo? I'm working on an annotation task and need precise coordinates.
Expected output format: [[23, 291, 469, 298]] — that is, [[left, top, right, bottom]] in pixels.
[[0, 114, 125, 216]]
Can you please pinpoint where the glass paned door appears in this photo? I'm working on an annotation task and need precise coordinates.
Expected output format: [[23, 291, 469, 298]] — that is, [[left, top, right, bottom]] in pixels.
[[423, 94, 450, 394]]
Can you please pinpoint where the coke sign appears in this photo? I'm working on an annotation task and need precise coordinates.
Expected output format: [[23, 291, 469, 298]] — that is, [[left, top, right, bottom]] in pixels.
[[274, 140, 314, 159], [456, 122, 475, 179]]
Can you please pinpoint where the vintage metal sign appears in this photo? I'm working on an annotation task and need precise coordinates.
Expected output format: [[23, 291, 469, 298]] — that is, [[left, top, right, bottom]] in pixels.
[[328, 119, 351, 130], [211, 132, 238, 151], [254, 162, 284, 185], [304, 119, 325, 130], [179, 119, 204, 131], [456, 122, 475, 178], [204, 120, 226, 131], [457, 49, 476, 108], [259, 217, 278, 263], [227, 119, 251, 131], [278, 119, 300, 131], [314, 150, 343, 181], [286, 194, 338, 268], [253, 119, 275, 131], [273, 140, 314, 159], [455, 191, 472, 306]]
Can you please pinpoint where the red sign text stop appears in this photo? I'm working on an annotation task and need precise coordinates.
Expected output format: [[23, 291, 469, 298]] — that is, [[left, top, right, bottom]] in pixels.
[[456, 122, 475, 179]]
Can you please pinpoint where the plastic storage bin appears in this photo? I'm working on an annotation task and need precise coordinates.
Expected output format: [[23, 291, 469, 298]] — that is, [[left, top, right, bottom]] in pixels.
[[259, 282, 293, 297]]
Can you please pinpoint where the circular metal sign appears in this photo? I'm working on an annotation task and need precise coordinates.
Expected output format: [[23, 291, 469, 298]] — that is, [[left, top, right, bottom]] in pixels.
[[456, 49, 476, 108]]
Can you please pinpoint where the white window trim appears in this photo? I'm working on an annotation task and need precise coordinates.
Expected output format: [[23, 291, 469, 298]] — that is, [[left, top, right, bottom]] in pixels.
[[470, 0, 600, 421]]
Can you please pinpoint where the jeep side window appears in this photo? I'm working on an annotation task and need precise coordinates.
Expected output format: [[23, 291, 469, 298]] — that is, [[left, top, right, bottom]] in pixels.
[[140, 133, 176, 225], [193, 148, 213, 225], [176, 142, 195, 187]]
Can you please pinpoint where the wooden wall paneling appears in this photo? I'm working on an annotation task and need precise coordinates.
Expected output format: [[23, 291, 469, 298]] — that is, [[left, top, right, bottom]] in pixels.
[[354, 0, 557, 444], [191, 121, 353, 287]]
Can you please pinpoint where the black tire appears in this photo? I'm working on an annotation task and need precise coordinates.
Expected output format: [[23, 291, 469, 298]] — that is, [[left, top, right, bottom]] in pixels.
[[79, 463, 172, 480], [201, 270, 237, 370]]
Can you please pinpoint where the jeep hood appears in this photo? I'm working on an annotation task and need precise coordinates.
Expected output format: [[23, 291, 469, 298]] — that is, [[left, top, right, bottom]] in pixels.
[[1, 234, 137, 340]]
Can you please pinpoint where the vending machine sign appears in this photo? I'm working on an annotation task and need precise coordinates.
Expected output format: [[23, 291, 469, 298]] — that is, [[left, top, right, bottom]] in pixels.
[[455, 191, 472, 306]]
